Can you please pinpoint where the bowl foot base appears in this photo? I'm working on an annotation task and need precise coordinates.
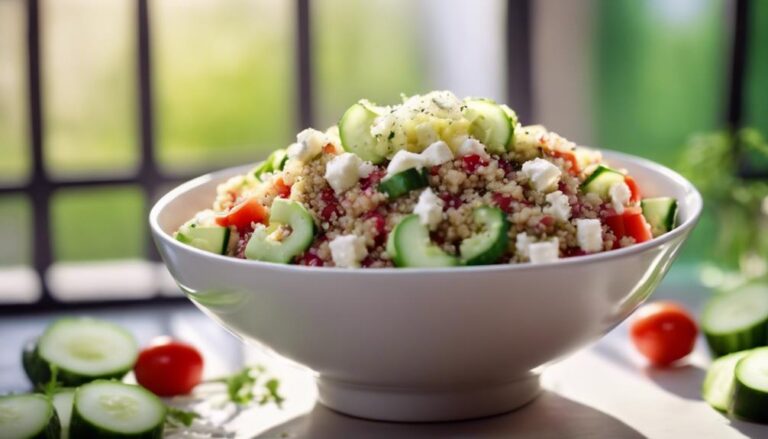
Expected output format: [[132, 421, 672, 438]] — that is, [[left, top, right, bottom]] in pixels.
[[315, 373, 541, 422]]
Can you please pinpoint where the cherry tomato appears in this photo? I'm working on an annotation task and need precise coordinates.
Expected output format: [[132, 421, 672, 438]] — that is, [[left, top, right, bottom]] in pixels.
[[134, 338, 204, 396], [215, 197, 268, 231], [630, 301, 698, 366]]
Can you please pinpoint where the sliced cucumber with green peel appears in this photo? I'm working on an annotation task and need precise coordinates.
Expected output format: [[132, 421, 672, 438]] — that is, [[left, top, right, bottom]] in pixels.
[[702, 285, 768, 357], [53, 389, 75, 439], [702, 350, 751, 412], [25, 319, 138, 388], [641, 197, 678, 237], [732, 348, 768, 422], [393, 215, 458, 268], [245, 198, 315, 264], [0, 394, 60, 439], [252, 148, 289, 180], [463, 99, 513, 154], [70, 381, 165, 438], [460, 207, 509, 265], [580, 165, 625, 198], [176, 221, 230, 255], [339, 103, 386, 164], [378, 168, 429, 199]]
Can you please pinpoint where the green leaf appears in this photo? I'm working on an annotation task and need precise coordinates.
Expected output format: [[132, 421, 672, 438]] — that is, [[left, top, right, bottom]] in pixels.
[[221, 366, 284, 407], [165, 406, 200, 427]]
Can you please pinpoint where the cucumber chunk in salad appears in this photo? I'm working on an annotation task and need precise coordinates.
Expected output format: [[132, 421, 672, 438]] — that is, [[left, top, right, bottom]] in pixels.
[[0, 394, 60, 439], [245, 198, 315, 264], [378, 168, 429, 199], [392, 214, 459, 268], [580, 165, 625, 198], [463, 99, 514, 154], [460, 207, 509, 265], [24, 318, 138, 388], [702, 350, 751, 412], [339, 103, 387, 164], [641, 197, 678, 237], [252, 148, 289, 180], [70, 381, 165, 439], [176, 221, 230, 255], [701, 285, 768, 357]]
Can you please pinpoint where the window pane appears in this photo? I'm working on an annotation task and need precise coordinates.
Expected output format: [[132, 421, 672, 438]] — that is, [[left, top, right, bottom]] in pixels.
[[745, 0, 768, 135], [0, 195, 31, 266], [43, 0, 137, 178], [51, 186, 145, 262], [594, 0, 728, 166], [312, 0, 428, 128], [0, 0, 29, 184], [153, 0, 294, 173]]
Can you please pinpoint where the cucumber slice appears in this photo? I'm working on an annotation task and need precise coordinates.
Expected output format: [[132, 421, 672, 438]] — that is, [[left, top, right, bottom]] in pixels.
[[641, 197, 678, 237], [702, 350, 751, 412], [339, 103, 386, 164], [0, 394, 60, 439], [176, 221, 230, 255], [252, 148, 289, 180], [378, 168, 429, 199], [702, 285, 768, 357], [463, 99, 513, 154], [245, 198, 315, 264], [386, 227, 397, 260], [460, 207, 509, 265], [53, 389, 75, 439], [732, 347, 768, 422], [28, 318, 138, 388], [393, 215, 459, 267], [580, 165, 625, 198], [70, 381, 165, 438]]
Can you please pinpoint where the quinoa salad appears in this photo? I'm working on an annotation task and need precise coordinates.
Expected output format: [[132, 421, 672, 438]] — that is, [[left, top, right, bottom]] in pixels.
[[175, 91, 679, 268]]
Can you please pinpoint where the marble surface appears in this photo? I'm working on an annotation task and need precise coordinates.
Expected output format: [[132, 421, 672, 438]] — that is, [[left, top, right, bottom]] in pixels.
[[1, 272, 767, 438]]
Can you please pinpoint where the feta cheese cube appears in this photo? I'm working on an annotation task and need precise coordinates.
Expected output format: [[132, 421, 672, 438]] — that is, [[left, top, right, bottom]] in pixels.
[[415, 122, 439, 146], [324, 153, 366, 193], [420, 141, 454, 167], [457, 138, 489, 158], [413, 188, 444, 230], [609, 181, 631, 214], [516, 232, 533, 258], [576, 219, 603, 253], [358, 161, 376, 179], [521, 158, 561, 192], [386, 150, 425, 176], [288, 128, 327, 162], [329, 234, 368, 268], [543, 191, 571, 221], [528, 238, 559, 264]]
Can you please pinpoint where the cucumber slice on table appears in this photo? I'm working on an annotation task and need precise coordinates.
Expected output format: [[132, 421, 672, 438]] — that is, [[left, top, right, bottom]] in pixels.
[[463, 99, 513, 154], [245, 198, 315, 264], [641, 197, 678, 236], [702, 350, 751, 412], [702, 285, 768, 357], [460, 207, 509, 265], [52, 389, 75, 439], [0, 394, 60, 439], [70, 381, 165, 439], [733, 347, 768, 423], [339, 103, 386, 164], [24, 318, 138, 388], [580, 165, 626, 198], [392, 215, 459, 268], [378, 168, 429, 199], [176, 221, 230, 255]]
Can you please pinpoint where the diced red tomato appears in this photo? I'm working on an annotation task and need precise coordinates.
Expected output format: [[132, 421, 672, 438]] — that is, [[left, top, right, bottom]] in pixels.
[[605, 206, 652, 244], [624, 175, 641, 203], [216, 197, 268, 231], [274, 177, 291, 198], [438, 192, 463, 210], [492, 193, 514, 213], [322, 143, 337, 154], [550, 150, 579, 175], [462, 154, 488, 173]]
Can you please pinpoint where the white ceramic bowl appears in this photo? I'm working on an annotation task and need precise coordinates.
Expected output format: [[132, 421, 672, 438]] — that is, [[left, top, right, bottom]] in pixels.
[[150, 150, 702, 422]]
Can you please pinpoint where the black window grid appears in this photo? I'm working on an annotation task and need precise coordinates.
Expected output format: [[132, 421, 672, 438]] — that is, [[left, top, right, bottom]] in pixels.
[[1, 0, 755, 313]]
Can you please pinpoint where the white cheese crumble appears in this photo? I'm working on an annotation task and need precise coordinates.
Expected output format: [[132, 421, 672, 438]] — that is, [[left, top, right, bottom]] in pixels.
[[415, 122, 439, 146], [457, 138, 489, 158], [516, 232, 533, 258], [528, 238, 560, 264], [386, 150, 425, 176], [324, 153, 373, 193], [521, 158, 561, 192], [576, 219, 603, 253], [421, 141, 454, 167], [287, 128, 327, 162], [413, 188, 444, 230], [543, 191, 571, 221], [609, 181, 631, 214], [329, 234, 368, 268]]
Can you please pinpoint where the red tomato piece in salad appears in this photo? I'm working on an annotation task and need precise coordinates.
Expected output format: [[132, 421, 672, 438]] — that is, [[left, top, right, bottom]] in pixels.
[[216, 197, 268, 231], [605, 206, 652, 244], [624, 175, 641, 203]]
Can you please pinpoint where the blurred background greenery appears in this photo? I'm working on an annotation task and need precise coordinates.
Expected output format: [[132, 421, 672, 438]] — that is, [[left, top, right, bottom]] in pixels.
[[0, 0, 766, 303]]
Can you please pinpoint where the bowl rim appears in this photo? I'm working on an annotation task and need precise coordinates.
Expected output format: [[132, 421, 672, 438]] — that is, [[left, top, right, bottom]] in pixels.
[[149, 149, 703, 275]]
